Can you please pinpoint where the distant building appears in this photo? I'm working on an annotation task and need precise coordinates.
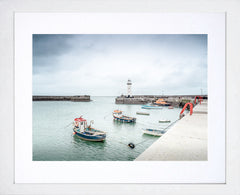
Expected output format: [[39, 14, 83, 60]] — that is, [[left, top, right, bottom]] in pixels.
[[127, 79, 132, 97]]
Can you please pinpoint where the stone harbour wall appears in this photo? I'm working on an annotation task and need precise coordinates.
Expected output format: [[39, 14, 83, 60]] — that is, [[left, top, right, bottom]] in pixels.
[[33, 95, 91, 102], [115, 95, 207, 106]]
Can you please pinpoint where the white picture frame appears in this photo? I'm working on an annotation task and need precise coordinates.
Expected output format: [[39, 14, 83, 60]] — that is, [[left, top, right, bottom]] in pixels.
[[14, 13, 225, 184]]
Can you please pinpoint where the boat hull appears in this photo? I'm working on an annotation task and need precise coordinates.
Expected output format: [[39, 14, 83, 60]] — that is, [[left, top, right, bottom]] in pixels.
[[142, 129, 165, 136], [153, 103, 171, 106], [136, 112, 150, 115], [73, 128, 106, 142], [141, 106, 163, 109], [75, 133, 106, 141], [113, 116, 136, 123], [159, 120, 171, 123]]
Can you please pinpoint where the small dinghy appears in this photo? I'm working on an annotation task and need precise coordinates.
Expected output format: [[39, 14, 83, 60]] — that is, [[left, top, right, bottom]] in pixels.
[[136, 111, 150, 115], [73, 116, 106, 142], [142, 128, 166, 136], [159, 119, 171, 123], [168, 106, 174, 109], [113, 110, 136, 123]]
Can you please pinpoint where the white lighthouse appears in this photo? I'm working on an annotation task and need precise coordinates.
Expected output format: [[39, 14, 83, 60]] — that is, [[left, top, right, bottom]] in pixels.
[[127, 79, 132, 97]]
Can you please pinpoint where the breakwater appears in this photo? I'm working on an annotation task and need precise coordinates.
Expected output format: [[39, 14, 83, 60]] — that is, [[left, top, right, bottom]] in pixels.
[[115, 95, 207, 106], [33, 95, 91, 102]]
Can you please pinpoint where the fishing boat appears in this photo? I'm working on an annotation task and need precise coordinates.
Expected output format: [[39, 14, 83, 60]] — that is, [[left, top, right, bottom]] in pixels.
[[142, 128, 166, 136], [136, 111, 150, 115], [141, 105, 163, 109], [159, 119, 171, 123], [113, 110, 136, 123], [73, 116, 106, 141]]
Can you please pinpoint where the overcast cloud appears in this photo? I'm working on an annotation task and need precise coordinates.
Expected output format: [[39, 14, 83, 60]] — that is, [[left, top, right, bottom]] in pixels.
[[33, 34, 207, 96]]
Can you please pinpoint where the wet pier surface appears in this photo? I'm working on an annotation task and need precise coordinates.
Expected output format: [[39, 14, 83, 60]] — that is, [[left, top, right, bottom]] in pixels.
[[135, 101, 208, 161]]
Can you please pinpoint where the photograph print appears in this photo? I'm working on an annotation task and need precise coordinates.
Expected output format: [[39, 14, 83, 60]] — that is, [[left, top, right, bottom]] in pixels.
[[32, 34, 207, 161]]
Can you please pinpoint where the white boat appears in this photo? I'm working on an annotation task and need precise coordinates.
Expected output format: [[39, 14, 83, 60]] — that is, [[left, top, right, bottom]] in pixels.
[[136, 111, 150, 115], [141, 105, 163, 109], [142, 128, 165, 136], [159, 119, 171, 123]]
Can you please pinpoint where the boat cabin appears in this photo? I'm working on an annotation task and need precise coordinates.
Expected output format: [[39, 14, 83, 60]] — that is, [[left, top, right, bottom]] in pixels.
[[74, 117, 87, 132], [113, 110, 123, 115]]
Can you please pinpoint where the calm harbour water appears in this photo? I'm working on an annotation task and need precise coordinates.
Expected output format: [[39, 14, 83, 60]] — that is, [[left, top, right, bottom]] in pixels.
[[33, 96, 182, 161]]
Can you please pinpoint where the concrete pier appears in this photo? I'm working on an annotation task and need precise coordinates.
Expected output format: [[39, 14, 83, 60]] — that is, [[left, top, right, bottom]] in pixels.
[[135, 101, 208, 161], [33, 95, 91, 102]]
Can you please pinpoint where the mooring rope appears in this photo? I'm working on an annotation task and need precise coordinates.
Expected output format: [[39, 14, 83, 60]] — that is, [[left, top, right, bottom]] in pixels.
[[66, 117, 180, 150], [103, 113, 112, 119], [136, 121, 165, 129], [162, 118, 179, 130], [132, 118, 180, 148], [64, 122, 74, 129]]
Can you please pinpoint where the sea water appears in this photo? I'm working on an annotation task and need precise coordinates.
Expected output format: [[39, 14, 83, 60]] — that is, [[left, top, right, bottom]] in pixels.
[[33, 96, 182, 161]]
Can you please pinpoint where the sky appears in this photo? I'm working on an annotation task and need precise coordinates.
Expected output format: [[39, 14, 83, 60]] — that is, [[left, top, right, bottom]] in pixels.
[[33, 34, 207, 96]]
